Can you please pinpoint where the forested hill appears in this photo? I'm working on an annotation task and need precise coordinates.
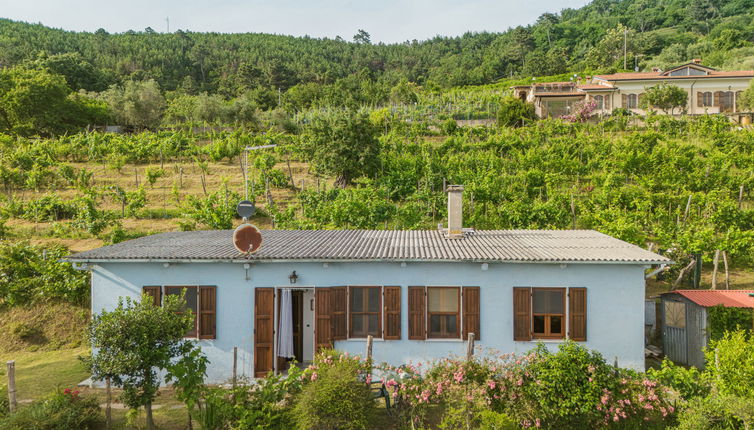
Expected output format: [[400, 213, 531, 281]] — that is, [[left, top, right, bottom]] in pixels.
[[1, 0, 754, 93]]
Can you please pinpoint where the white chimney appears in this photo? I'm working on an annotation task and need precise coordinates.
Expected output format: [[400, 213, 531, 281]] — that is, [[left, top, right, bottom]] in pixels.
[[446, 185, 464, 239]]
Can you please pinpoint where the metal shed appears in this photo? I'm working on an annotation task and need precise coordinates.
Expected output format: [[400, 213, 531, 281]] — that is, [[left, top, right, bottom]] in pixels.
[[660, 290, 754, 368]]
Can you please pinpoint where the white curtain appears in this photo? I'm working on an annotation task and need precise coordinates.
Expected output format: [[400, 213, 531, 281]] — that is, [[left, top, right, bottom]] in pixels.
[[277, 289, 295, 358]]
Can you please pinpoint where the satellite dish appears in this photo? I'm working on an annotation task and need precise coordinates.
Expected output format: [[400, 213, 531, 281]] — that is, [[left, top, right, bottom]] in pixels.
[[236, 200, 256, 219], [233, 224, 263, 254]]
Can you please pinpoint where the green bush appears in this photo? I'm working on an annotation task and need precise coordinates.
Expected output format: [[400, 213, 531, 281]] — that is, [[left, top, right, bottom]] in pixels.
[[674, 395, 753, 429], [292, 352, 376, 430], [0, 241, 89, 307], [705, 330, 754, 399], [0, 388, 101, 430], [497, 97, 536, 127], [647, 358, 710, 400]]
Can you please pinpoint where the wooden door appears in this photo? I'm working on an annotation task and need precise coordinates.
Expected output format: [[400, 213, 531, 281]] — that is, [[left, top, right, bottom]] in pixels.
[[254, 288, 274, 377], [315, 288, 332, 351]]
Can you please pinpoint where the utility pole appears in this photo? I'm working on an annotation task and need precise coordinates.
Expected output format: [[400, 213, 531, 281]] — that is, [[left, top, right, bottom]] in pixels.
[[623, 28, 628, 70]]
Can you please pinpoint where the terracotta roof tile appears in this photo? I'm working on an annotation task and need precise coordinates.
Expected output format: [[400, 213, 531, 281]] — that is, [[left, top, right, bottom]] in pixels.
[[595, 70, 754, 81]]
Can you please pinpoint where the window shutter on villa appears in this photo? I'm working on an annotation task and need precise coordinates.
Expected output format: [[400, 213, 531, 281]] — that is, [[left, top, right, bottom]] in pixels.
[[384, 286, 401, 340], [462, 287, 480, 341], [568, 288, 587, 342], [315, 288, 333, 351], [714, 91, 721, 106], [513, 287, 532, 341], [697, 92, 703, 107], [198, 286, 216, 339], [408, 286, 426, 340], [331, 286, 347, 340], [621, 94, 627, 107], [143, 286, 161, 306]]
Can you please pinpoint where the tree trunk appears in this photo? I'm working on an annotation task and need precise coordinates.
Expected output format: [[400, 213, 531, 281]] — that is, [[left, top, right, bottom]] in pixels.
[[187, 409, 193, 430], [145, 401, 155, 430], [105, 378, 112, 430]]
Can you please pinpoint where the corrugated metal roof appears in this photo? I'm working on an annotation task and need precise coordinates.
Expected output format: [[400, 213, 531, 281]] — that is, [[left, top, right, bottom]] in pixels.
[[66, 229, 669, 264], [667, 290, 754, 309]]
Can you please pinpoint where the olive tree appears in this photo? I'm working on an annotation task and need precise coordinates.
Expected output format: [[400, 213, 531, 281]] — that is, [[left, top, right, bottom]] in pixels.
[[640, 82, 688, 115], [86, 293, 194, 430]]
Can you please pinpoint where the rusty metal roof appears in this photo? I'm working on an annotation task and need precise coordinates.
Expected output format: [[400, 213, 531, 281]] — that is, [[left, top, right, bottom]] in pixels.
[[666, 290, 754, 309], [66, 229, 668, 264]]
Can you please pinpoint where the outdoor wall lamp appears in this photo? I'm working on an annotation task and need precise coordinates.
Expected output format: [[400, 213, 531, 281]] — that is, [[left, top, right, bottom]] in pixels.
[[288, 271, 298, 284]]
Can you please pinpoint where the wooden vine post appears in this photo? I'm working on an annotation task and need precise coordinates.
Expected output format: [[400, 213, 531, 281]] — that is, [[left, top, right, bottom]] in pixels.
[[7, 360, 17, 414], [711, 250, 720, 290], [466, 333, 475, 361]]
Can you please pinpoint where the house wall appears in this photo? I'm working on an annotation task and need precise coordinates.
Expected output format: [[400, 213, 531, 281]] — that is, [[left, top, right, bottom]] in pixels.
[[90, 260, 648, 383], [605, 77, 752, 115]]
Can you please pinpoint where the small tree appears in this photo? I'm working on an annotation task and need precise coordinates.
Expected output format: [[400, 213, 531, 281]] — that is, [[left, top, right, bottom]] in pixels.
[[86, 293, 194, 430], [640, 83, 688, 115], [497, 96, 536, 127], [303, 110, 380, 188], [738, 79, 754, 112], [166, 344, 208, 430]]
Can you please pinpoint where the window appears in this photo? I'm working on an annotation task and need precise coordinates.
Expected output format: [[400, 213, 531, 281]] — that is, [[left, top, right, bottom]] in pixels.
[[407, 286, 480, 340], [349, 286, 381, 338], [626, 94, 638, 109], [427, 287, 460, 338], [700, 92, 713, 107], [532, 288, 565, 339], [165, 286, 198, 337], [147, 285, 216, 339], [665, 301, 686, 328], [593, 95, 604, 110], [513, 287, 586, 342]]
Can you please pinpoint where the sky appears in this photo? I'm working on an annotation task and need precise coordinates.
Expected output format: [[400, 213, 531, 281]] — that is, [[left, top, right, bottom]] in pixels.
[[0, 0, 590, 43]]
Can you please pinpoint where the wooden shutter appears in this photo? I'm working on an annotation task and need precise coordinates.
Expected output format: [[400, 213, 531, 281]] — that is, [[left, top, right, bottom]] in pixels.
[[331, 287, 347, 340], [462, 287, 480, 341], [714, 91, 721, 107], [254, 288, 274, 377], [621, 94, 627, 108], [604, 95, 610, 110], [569, 288, 587, 341], [198, 286, 216, 339], [697, 92, 703, 107], [315, 288, 332, 351], [513, 287, 532, 341], [384, 286, 401, 340], [142, 286, 161, 306], [408, 286, 426, 340]]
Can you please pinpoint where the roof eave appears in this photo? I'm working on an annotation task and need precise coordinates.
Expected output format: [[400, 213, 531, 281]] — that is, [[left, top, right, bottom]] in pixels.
[[64, 257, 671, 265]]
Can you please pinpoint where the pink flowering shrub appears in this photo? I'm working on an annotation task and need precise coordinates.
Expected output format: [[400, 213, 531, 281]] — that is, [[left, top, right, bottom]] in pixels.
[[377, 341, 675, 429], [561, 99, 598, 123]]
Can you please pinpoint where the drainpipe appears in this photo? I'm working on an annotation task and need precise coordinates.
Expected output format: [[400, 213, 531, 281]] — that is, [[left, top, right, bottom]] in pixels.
[[689, 81, 697, 115]]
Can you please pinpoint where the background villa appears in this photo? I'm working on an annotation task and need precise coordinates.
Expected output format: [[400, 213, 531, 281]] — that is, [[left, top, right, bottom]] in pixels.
[[513, 60, 754, 121]]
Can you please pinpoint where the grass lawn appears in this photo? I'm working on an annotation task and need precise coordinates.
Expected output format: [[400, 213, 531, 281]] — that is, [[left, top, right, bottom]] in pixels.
[[0, 347, 89, 401]]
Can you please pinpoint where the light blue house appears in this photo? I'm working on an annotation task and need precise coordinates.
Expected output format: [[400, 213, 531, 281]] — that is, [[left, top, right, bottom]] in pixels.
[[68, 187, 668, 383]]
